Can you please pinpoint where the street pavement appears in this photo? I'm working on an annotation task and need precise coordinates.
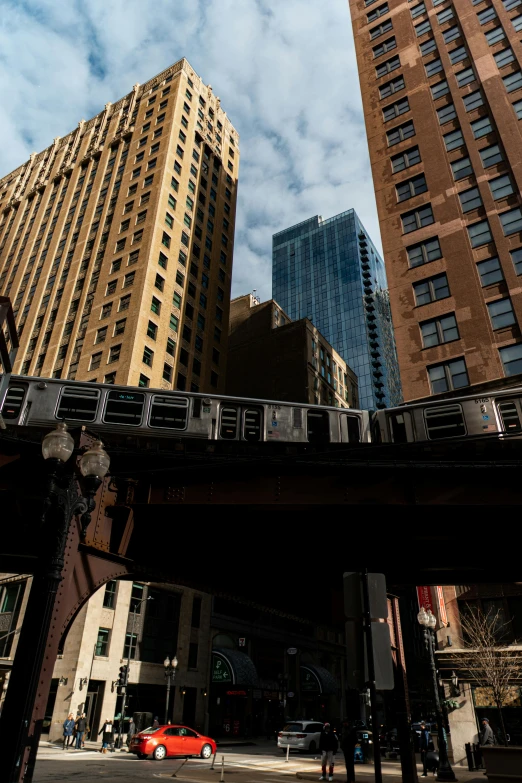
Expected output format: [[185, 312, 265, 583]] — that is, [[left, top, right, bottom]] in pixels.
[[33, 739, 487, 782]]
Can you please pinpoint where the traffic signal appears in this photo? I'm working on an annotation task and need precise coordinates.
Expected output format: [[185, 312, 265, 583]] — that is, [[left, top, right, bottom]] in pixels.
[[117, 665, 128, 694]]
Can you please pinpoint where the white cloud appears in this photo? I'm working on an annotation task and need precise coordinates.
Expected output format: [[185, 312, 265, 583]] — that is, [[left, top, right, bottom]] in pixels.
[[0, 0, 382, 301]]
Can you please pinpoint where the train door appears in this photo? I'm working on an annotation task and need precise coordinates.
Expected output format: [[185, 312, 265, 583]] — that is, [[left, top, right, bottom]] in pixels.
[[496, 398, 522, 433], [387, 410, 414, 443], [340, 414, 361, 443], [219, 405, 263, 441], [307, 410, 330, 444]]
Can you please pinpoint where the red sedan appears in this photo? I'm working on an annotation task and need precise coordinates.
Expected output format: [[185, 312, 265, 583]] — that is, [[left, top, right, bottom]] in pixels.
[[130, 724, 217, 761]]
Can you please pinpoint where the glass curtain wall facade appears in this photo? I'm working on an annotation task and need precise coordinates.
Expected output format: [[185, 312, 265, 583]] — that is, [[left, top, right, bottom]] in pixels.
[[272, 209, 402, 410]]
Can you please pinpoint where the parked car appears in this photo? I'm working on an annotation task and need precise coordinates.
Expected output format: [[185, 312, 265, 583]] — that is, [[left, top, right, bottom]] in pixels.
[[277, 721, 324, 753], [129, 724, 216, 761]]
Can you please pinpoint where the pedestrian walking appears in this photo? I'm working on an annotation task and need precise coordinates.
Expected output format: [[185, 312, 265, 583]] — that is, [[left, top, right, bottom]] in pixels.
[[98, 719, 114, 753], [126, 718, 136, 749], [75, 713, 87, 749], [340, 721, 358, 783], [479, 718, 495, 747], [419, 722, 432, 778], [319, 722, 339, 782], [62, 714, 75, 750]]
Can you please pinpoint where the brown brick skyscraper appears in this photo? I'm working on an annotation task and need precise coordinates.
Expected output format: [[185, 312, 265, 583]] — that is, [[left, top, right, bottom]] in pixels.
[[350, 0, 522, 400], [0, 58, 238, 393]]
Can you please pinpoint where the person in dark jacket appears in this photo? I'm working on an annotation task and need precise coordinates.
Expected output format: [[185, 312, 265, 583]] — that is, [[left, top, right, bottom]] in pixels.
[[480, 718, 495, 746], [319, 723, 339, 781], [98, 719, 113, 753], [126, 719, 136, 749], [75, 714, 87, 749], [340, 721, 358, 783], [419, 722, 431, 778], [152, 716, 160, 729], [62, 714, 75, 750]]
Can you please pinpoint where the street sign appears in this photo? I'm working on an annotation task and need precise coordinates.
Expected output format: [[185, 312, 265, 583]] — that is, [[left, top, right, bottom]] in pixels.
[[238, 637, 246, 647]]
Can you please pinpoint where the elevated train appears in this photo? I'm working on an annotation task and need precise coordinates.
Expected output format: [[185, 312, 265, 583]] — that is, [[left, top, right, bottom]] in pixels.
[[1, 375, 522, 446]]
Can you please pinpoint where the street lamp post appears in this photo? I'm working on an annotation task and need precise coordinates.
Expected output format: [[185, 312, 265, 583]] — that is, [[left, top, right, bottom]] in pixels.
[[0, 424, 110, 783], [164, 655, 178, 725], [417, 608, 457, 782]]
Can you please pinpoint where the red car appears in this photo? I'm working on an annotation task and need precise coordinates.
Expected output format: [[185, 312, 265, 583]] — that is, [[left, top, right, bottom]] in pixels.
[[130, 724, 217, 761]]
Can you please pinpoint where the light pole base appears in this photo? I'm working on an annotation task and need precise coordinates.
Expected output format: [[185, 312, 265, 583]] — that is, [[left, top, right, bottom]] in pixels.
[[436, 767, 457, 782]]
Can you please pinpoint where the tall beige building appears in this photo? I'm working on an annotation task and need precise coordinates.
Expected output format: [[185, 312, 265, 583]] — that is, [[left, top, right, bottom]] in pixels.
[[0, 58, 238, 392]]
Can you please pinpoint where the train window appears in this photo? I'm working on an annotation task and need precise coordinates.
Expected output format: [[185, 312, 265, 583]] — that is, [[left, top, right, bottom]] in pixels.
[[425, 405, 465, 439], [57, 386, 100, 422], [307, 410, 330, 443], [389, 412, 410, 443], [497, 400, 522, 433], [192, 398, 202, 418], [149, 395, 188, 429], [292, 408, 303, 429], [220, 407, 238, 439], [1, 385, 26, 420], [244, 409, 262, 441], [103, 390, 144, 425], [346, 415, 361, 443]]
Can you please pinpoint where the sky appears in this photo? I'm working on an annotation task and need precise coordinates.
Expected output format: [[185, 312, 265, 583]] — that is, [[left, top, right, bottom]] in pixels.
[[0, 0, 380, 301]]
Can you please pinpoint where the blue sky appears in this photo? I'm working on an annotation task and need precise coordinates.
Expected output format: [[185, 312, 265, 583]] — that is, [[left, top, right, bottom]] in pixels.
[[0, 0, 380, 301]]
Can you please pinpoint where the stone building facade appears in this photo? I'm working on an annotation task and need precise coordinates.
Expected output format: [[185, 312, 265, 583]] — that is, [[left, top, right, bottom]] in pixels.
[[0, 58, 238, 394], [349, 0, 522, 400], [226, 294, 359, 408]]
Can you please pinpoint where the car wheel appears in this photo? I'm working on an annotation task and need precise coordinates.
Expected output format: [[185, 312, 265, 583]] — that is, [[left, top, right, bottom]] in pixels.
[[309, 741, 317, 753], [137, 753, 147, 759], [153, 745, 167, 761], [201, 743, 213, 759]]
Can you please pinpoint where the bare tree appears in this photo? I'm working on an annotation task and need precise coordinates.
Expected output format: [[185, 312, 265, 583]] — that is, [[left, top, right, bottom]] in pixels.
[[459, 607, 522, 745]]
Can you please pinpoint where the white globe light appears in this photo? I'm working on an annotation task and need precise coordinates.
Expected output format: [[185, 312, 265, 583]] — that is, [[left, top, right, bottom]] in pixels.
[[164, 656, 170, 668], [79, 441, 110, 479], [42, 422, 74, 463], [417, 608, 429, 627], [427, 610, 437, 629], [172, 655, 178, 669]]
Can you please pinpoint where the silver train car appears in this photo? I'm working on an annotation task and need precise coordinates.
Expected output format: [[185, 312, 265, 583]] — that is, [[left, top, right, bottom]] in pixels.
[[374, 387, 522, 443], [0, 376, 371, 445]]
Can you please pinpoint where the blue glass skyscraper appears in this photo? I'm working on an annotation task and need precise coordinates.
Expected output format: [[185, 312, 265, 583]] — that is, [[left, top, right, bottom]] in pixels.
[[272, 209, 402, 410]]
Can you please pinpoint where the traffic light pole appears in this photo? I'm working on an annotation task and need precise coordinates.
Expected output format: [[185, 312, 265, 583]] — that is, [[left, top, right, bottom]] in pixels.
[[361, 569, 383, 783]]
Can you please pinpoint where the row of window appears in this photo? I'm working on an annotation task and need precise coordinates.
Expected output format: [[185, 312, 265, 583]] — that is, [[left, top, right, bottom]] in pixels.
[[426, 337, 522, 394]]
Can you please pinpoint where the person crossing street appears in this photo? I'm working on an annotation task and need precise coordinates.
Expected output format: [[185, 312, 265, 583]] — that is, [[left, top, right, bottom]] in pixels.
[[319, 723, 338, 782]]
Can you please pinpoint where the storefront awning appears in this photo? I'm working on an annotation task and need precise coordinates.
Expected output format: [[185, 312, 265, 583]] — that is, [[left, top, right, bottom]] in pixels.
[[212, 648, 258, 687], [301, 665, 339, 696]]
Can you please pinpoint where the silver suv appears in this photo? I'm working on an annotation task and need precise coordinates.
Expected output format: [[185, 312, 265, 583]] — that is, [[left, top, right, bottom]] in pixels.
[[277, 721, 324, 753]]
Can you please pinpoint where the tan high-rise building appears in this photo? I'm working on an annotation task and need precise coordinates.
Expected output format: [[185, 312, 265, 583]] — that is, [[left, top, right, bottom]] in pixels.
[[0, 58, 238, 393], [350, 0, 522, 401]]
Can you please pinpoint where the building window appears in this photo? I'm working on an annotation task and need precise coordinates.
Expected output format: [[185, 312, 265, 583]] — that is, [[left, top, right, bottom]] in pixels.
[[368, 1, 388, 21], [165, 212, 174, 228], [503, 71, 522, 92], [478, 6, 497, 23], [138, 373, 149, 388], [128, 249, 140, 265], [96, 327, 107, 344], [451, 156, 473, 180], [104, 372, 116, 385], [437, 103, 457, 124], [486, 26, 507, 45], [379, 75, 404, 98], [420, 38, 437, 56], [114, 319, 126, 336], [210, 371, 218, 387], [147, 320, 157, 340], [375, 54, 400, 77], [499, 343, 522, 376], [391, 146, 421, 173], [477, 256, 504, 286], [370, 19, 393, 39], [162, 231, 171, 248], [166, 337, 176, 356], [512, 13, 522, 31], [119, 294, 131, 311], [142, 346, 154, 366], [155, 274, 165, 292], [162, 363, 172, 382], [428, 358, 469, 393], [95, 627, 110, 656], [173, 291, 182, 310], [456, 67, 476, 87], [443, 128, 464, 151], [513, 99, 522, 119], [437, 6, 454, 23], [151, 296, 161, 315], [159, 251, 168, 269], [500, 207, 522, 236], [386, 120, 415, 145], [449, 45, 467, 65], [489, 174, 514, 200], [401, 204, 434, 233], [407, 236, 442, 267], [383, 97, 410, 121], [488, 297, 516, 329], [90, 352, 102, 371], [467, 219, 492, 247], [411, 2, 426, 17], [373, 36, 396, 57], [463, 91, 484, 111], [459, 187, 483, 212], [170, 314, 179, 332], [421, 313, 459, 347], [191, 596, 202, 628], [123, 632, 138, 660], [415, 20, 432, 36], [425, 58, 443, 77], [396, 173, 428, 202], [188, 642, 198, 669], [443, 25, 461, 43], [108, 344, 121, 364], [413, 273, 450, 305], [123, 272, 135, 288], [103, 580, 117, 609], [470, 116, 493, 139], [431, 79, 449, 99]]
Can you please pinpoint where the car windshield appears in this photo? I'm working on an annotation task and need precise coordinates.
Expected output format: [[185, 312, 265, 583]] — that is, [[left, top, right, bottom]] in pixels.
[[283, 723, 303, 732], [141, 726, 160, 734]]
